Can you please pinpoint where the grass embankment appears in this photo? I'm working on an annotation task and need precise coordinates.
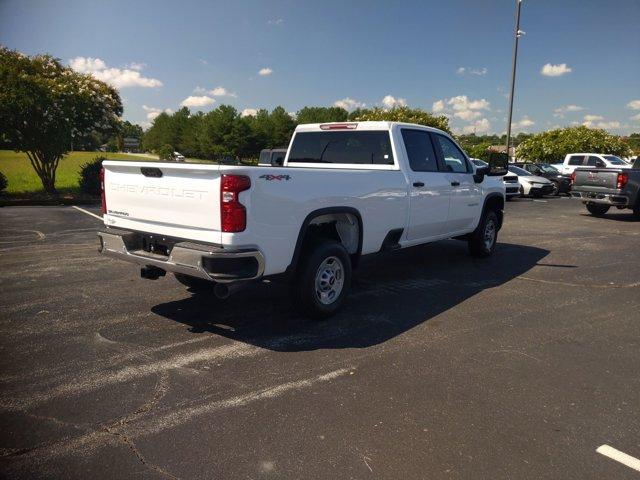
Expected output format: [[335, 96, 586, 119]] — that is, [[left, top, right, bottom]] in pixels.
[[0, 150, 153, 196]]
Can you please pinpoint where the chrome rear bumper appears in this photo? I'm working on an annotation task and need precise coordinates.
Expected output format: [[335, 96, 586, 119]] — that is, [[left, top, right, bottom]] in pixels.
[[570, 192, 629, 206], [97, 229, 264, 283]]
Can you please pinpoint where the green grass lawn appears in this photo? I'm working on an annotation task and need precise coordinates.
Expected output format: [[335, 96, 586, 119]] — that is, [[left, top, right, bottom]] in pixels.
[[0, 150, 152, 195]]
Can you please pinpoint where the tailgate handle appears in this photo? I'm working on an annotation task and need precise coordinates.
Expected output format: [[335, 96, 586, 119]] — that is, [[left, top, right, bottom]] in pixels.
[[141, 167, 163, 178]]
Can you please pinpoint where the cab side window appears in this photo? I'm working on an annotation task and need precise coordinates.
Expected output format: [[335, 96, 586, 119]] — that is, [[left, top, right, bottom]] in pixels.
[[568, 155, 585, 166], [586, 156, 605, 168], [401, 129, 439, 172], [432, 134, 470, 173]]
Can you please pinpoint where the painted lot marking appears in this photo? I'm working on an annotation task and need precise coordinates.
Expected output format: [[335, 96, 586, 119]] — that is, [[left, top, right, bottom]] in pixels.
[[72, 205, 103, 221], [596, 444, 640, 473]]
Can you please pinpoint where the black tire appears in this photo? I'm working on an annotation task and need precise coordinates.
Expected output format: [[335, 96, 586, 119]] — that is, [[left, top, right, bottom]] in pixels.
[[585, 203, 610, 217], [633, 202, 640, 220], [468, 210, 499, 258], [292, 240, 352, 320], [174, 273, 215, 292]]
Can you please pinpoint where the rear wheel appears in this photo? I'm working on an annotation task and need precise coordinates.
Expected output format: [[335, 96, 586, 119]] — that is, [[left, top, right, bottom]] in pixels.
[[585, 203, 610, 217], [468, 210, 499, 258], [174, 273, 215, 292], [292, 240, 352, 319]]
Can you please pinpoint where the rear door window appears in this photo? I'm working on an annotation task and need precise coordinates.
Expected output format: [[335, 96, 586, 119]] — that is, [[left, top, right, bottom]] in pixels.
[[401, 129, 439, 172], [288, 131, 394, 165], [432, 134, 470, 173], [568, 155, 585, 165]]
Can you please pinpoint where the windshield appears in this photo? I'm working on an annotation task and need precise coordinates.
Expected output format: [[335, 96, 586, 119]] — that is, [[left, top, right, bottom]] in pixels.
[[538, 164, 560, 174], [603, 155, 627, 165], [508, 166, 532, 176]]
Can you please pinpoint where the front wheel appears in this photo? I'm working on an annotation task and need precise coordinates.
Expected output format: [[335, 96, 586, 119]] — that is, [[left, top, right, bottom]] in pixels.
[[468, 210, 499, 258], [551, 183, 560, 196], [292, 241, 352, 319], [585, 203, 610, 217]]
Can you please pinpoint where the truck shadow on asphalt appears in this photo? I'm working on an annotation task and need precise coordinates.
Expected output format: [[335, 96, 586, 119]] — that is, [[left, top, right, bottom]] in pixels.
[[151, 241, 549, 352]]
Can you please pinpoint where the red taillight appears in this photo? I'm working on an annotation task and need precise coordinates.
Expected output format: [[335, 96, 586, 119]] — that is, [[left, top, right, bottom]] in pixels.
[[100, 167, 106, 215], [570, 171, 576, 185], [617, 172, 628, 189], [220, 174, 251, 232], [319, 123, 358, 130]]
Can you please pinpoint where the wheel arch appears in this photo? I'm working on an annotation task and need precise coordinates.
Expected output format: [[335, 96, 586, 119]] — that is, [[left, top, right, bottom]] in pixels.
[[285, 206, 363, 276]]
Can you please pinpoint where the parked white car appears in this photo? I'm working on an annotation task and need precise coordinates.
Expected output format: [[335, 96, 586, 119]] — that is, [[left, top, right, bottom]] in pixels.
[[98, 121, 507, 318], [507, 165, 555, 197], [173, 152, 186, 162], [472, 159, 519, 200], [551, 153, 631, 175]]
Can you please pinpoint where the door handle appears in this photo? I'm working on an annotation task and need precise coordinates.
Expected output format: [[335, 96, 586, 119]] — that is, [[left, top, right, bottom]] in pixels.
[[412, 182, 425, 187], [451, 181, 460, 187]]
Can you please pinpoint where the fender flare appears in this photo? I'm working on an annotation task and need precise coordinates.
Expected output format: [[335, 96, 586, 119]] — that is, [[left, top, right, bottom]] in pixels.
[[285, 206, 363, 276], [475, 193, 505, 231]]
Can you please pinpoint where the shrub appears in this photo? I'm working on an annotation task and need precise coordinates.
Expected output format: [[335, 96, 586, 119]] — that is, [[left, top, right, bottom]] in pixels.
[[157, 144, 174, 161], [79, 156, 106, 195], [0, 171, 7, 193]]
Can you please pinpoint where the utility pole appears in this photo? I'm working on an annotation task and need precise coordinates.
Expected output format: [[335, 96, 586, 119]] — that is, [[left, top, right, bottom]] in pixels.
[[505, 0, 524, 162]]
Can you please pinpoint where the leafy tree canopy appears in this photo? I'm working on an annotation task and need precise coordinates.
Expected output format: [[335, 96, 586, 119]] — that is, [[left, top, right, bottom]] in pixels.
[[0, 46, 122, 194], [351, 106, 451, 134], [516, 126, 631, 163]]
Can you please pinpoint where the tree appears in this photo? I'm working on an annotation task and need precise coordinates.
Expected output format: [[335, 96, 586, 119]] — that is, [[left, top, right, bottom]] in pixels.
[[0, 47, 122, 194], [350, 106, 451, 134], [516, 126, 631, 163], [296, 106, 348, 124]]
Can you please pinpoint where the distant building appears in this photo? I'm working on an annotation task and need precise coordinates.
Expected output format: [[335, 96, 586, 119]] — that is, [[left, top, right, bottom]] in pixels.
[[123, 137, 140, 153]]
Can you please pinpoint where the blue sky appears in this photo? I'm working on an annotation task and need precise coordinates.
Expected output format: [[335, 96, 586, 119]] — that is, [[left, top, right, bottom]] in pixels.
[[1, 0, 639, 134]]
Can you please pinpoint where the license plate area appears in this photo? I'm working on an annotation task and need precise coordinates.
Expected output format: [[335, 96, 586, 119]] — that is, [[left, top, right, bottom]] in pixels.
[[142, 234, 176, 257]]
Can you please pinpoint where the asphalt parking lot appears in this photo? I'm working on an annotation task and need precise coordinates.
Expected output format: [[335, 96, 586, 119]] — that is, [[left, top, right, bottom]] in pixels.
[[1, 197, 639, 479]]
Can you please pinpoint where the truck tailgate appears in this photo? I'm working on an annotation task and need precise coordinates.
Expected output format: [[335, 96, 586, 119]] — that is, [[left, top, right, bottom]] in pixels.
[[573, 169, 620, 190], [102, 161, 222, 243]]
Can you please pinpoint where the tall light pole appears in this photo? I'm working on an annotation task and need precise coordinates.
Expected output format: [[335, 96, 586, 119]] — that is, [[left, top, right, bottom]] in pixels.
[[505, 0, 524, 162]]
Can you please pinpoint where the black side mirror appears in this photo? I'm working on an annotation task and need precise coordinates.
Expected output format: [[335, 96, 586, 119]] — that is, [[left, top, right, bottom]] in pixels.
[[487, 152, 509, 176], [473, 165, 489, 183]]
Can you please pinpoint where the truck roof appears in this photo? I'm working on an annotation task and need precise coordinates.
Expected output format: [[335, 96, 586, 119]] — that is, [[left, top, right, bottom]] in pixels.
[[294, 121, 448, 135]]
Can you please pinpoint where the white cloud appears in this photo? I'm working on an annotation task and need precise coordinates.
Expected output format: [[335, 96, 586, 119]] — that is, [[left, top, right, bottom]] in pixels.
[[582, 114, 620, 129], [553, 104, 585, 118], [334, 97, 365, 111], [457, 66, 487, 76], [631, 113, 640, 121], [268, 18, 284, 25], [432, 100, 445, 113], [198, 58, 209, 66], [194, 86, 237, 97], [126, 62, 146, 71], [583, 114, 604, 122], [142, 105, 173, 120], [258, 67, 273, 76], [241, 108, 258, 117], [180, 95, 215, 108], [512, 116, 535, 131], [454, 110, 482, 121], [541, 63, 572, 77], [627, 100, 640, 110], [462, 118, 491, 134], [381, 95, 407, 109], [447, 95, 490, 111], [69, 57, 162, 88]]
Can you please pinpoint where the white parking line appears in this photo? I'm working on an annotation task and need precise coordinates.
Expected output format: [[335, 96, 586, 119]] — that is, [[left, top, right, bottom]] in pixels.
[[71, 205, 103, 221], [533, 199, 548, 203], [596, 444, 640, 472]]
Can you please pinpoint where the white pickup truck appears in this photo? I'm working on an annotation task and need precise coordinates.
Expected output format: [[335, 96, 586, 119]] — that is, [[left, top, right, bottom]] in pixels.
[[98, 121, 506, 318], [552, 153, 631, 175]]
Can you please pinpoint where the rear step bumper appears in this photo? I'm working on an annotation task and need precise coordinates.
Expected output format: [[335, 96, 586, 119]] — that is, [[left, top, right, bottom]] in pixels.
[[570, 191, 629, 206], [98, 228, 264, 283]]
